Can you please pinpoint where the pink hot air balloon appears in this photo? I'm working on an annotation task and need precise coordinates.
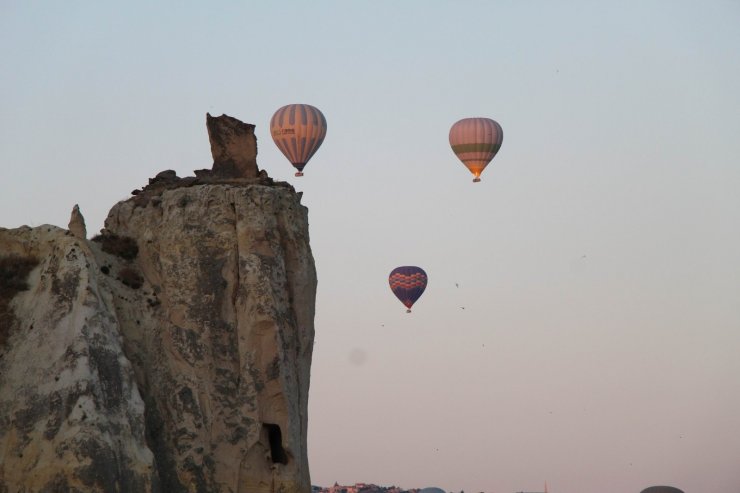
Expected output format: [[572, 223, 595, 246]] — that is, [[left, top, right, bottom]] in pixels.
[[270, 104, 327, 177], [449, 117, 503, 182]]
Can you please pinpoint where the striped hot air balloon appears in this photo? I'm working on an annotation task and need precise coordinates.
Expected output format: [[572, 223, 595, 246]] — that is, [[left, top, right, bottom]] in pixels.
[[270, 104, 327, 177], [449, 117, 503, 182], [388, 266, 428, 313]]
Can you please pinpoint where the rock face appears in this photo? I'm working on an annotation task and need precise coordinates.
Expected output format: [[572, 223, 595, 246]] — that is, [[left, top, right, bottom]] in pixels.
[[0, 115, 317, 493], [0, 226, 155, 492], [68, 204, 87, 239], [206, 113, 259, 179], [102, 183, 316, 493]]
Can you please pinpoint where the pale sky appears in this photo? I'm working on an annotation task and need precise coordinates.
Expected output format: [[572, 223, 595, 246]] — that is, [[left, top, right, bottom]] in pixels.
[[2, 2, 740, 492]]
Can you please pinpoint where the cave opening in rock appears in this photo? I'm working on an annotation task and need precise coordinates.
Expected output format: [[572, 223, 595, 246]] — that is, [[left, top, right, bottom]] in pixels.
[[263, 423, 288, 465]]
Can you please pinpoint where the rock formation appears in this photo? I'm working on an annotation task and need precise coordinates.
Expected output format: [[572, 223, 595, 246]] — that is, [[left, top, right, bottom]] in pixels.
[[68, 204, 87, 239], [0, 115, 316, 493], [0, 225, 155, 492], [205, 113, 259, 179]]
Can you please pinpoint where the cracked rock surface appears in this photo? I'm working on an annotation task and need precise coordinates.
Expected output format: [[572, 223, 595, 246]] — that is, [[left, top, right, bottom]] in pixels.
[[0, 225, 155, 492], [104, 182, 316, 493]]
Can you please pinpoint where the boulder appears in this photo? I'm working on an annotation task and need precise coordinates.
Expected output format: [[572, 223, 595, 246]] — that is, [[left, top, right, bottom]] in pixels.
[[206, 113, 259, 179]]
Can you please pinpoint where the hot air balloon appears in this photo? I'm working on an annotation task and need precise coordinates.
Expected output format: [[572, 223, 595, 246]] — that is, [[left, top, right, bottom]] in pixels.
[[270, 104, 327, 176], [449, 117, 503, 182], [640, 487, 684, 493], [388, 266, 428, 313]]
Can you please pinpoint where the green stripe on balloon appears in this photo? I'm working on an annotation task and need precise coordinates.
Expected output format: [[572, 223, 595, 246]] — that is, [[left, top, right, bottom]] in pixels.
[[451, 143, 500, 153]]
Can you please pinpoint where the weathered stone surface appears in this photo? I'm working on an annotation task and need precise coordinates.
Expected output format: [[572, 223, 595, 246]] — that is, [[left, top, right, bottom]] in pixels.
[[0, 115, 315, 493], [68, 204, 87, 239], [102, 182, 316, 492], [0, 226, 156, 492], [206, 113, 259, 179]]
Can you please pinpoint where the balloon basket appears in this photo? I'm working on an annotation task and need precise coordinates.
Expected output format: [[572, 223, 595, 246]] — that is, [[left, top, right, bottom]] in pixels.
[[473, 177, 481, 183], [406, 309, 412, 313], [295, 171, 304, 177]]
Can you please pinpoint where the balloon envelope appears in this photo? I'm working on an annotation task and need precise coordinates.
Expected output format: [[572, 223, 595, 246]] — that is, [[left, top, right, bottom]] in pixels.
[[449, 117, 503, 182], [388, 266, 428, 312], [640, 488, 684, 493], [270, 104, 327, 176]]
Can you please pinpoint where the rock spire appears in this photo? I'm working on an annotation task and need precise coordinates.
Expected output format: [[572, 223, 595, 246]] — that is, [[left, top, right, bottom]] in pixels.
[[68, 203, 87, 239]]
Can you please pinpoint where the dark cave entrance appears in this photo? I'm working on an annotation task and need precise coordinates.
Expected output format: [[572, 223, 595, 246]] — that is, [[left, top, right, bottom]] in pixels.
[[263, 423, 288, 465]]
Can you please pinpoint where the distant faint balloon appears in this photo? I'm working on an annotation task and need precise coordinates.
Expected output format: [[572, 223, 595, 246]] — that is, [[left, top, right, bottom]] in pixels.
[[388, 266, 428, 313], [449, 117, 503, 182], [270, 104, 327, 176], [640, 487, 684, 493]]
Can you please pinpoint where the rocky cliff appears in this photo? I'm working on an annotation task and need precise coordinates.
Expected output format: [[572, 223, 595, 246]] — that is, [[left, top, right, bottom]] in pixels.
[[0, 115, 317, 493]]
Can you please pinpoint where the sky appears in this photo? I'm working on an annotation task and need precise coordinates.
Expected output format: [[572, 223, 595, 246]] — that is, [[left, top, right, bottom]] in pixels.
[[1, 1, 740, 492]]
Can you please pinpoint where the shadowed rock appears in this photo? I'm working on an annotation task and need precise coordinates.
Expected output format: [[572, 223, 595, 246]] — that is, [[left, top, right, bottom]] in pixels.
[[68, 204, 87, 239], [206, 113, 259, 178]]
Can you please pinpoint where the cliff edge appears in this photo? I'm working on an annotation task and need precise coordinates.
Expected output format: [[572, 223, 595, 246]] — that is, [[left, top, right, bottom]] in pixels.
[[0, 114, 317, 493]]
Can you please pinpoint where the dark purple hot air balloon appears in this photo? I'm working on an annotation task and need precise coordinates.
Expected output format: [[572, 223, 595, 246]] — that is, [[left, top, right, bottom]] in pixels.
[[640, 487, 684, 493], [388, 266, 428, 313]]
